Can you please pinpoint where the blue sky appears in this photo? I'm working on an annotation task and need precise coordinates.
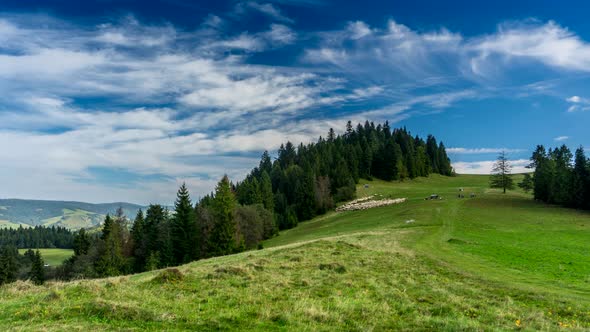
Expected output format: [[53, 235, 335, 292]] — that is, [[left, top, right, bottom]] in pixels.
[[1, 0, 589, 204]]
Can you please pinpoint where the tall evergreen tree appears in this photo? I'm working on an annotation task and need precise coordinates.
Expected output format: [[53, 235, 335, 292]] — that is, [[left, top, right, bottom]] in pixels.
[[490, 151, 514, 194], [518, 173, 534, 193], [0, 246, 18, 285], [171, 183, 197, 265], [572, 147, 589, 209], [30, 250, 45, 285], [73, 229, 90, 256], [210, 175, 238, 256]]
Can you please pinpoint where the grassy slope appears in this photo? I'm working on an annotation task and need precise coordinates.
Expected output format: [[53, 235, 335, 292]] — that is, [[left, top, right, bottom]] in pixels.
[[1, 174, 589, 331], [18, 249, 74, 266], [42, 209, 102, 229], [0, 220, 30, 229]]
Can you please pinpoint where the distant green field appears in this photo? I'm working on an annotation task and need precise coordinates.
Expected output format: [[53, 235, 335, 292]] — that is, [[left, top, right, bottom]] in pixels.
[[18, 248, 74, 266], [1, 174, 589, 331], [0, 220, 30, 229]]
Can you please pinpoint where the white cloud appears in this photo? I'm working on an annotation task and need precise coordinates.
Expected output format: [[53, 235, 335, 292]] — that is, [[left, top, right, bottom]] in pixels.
[[347, 21, 372, 40], [447, 148, 525, 154], [567, 95, 581, 103], [565, 95, 590, 112], [452, 159, 531, 174], [266, 24, 296, 45], [554, 136, 569, 141], [305, 19, 590, 87], [471, 21, 590, 72], [238, 2, 294, 24]]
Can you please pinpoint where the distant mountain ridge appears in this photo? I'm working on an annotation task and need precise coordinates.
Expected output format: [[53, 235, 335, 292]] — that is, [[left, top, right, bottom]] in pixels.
[[0, 199, 145, 230]]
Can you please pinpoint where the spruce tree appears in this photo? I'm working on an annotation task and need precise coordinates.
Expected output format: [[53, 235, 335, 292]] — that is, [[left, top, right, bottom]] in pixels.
[[0, 246, 18, 285], [518, 173, 534, 193], [172, 183, 197, 265], [490, 151, 514, 194], [260, 171, 275, 212], [131, 210, 147, 271], [210, 175, 238, 255], [30, 250, 45, 285], [572, 147, 588, 209], [73, 228, 90, 256]]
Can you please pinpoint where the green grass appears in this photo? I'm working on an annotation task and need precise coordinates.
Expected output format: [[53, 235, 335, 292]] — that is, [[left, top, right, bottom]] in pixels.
[[1, 174, 589, 331], [0, 219, 30, 229], [18, 249, 74, 266]]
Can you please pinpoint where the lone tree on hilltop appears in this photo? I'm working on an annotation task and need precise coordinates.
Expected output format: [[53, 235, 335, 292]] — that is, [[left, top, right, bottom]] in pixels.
[[490, 151, 514, 194]]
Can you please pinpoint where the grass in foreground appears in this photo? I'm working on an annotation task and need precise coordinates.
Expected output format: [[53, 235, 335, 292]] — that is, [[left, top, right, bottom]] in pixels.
[[1, 174, 589, 331]]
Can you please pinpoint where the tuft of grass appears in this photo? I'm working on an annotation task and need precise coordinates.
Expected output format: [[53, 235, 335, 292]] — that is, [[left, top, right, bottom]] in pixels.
[[318, 263, 347, 273], [152, 268, 184, 284]]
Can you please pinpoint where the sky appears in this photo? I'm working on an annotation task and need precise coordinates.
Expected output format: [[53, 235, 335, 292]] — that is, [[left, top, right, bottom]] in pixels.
[[1, 0, 589, 205]]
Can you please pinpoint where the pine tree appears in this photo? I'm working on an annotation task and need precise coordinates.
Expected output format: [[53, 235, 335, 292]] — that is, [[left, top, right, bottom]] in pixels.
[[490, 151, 514, 194], [73, 229, 90, 256], [171, 183, 197, 265], [572, 147, 588, 209], [95, 214, 127, 277], [518, 173, 534, 193], [260, 171, 274, 212], [529, 145, 552, 202], [131, 210, 147, 271], [210, 175, 238, 256], [30, 250, 45, 285], [0, 246, 18, 285], [101, 214, 113, 241]]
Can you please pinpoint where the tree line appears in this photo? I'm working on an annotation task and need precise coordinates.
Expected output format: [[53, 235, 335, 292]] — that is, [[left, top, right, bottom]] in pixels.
[[0, 121, 452, 283], [527, 145, 589, 209], [0, 226, 74, 249]]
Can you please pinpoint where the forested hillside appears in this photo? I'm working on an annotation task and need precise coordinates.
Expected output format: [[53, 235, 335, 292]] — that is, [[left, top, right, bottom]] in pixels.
[[234, 121, 453, 230]]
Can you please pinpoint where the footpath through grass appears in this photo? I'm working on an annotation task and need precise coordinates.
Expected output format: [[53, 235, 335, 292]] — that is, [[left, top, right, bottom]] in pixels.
[[1, 174, 589, 331]]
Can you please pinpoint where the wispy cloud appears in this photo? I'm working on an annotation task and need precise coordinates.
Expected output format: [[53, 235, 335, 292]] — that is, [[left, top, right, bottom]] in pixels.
[[565, 95, 590, 112], [235, 2, 294, 24], [452, 159, 531, 174], [554, 136, 569, 141], [447, 148, 525, 154]]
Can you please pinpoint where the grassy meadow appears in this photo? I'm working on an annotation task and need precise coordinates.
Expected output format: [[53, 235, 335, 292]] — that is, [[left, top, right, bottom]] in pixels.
[[1, 174, 590, 331], [18, 249, 74, 266]]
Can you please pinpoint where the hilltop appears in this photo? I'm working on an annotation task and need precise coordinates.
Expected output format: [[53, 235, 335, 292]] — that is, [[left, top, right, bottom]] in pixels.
[[0, 199, 144, 230], [1, 174, 589, 331]]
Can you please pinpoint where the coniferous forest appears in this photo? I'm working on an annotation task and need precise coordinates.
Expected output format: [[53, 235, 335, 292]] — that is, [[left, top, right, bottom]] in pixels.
[[0, 121, 452, 283], [528, 145, 590, 209], [0, 226, 74, 249]]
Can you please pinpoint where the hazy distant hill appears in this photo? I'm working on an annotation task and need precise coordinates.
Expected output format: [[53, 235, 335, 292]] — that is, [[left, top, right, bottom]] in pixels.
[[0, 199, 145, 230]]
